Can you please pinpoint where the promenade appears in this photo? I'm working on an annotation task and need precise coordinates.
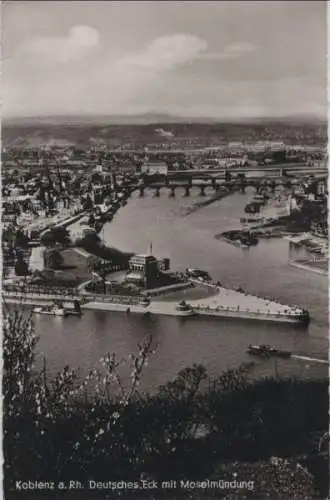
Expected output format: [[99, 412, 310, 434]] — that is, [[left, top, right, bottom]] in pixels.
[[190, 285, 302, 316]]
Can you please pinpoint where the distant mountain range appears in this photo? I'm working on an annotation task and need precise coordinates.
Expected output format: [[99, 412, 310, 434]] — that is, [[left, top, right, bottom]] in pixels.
[[3, 112, 326, 127]]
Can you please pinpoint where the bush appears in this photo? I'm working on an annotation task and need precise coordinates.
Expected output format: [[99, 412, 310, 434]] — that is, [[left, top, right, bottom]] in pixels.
[[14, 258, 29, 276], [43, 249, 64, 270]]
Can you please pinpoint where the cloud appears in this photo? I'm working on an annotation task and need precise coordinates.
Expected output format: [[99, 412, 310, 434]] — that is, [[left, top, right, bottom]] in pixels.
[[121, 35, 257, 72], [155, 128, 174, 138], [201, 41, 257, 60], [18, 25, 100, 63], [122, 34, 208, 70]]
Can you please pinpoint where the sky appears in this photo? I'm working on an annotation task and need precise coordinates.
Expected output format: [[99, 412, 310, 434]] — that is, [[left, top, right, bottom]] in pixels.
[[2, 1, 327, 119]]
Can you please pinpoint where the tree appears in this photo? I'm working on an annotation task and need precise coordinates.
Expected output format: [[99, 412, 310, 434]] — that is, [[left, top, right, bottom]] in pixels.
[[83, 194, 94, 210], [51, 226, 71, 246], [41, 227, 71, 247], [14, 258, 29, 276], [44, 249, 63, 270], [40, 231, 56, 247], [15, 230, 30, 248]]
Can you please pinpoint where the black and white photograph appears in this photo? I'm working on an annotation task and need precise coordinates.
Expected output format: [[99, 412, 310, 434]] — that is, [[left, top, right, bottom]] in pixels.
[[2, 1, 329, 499]]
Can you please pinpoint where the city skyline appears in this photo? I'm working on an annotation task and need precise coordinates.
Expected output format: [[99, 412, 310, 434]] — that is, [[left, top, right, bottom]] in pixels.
[[3, 1, 327, 119]]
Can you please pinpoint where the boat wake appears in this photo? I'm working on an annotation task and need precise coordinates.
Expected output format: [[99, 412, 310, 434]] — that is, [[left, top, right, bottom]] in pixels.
[[291, 355, 329, 365]]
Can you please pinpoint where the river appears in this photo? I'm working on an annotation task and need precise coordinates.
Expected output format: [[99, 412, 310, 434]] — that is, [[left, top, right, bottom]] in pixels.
[[32, 187, 328, 391]]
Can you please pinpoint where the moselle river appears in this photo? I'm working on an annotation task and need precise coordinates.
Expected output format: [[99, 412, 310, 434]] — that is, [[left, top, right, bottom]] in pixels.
[[32, 187, 328, 391]]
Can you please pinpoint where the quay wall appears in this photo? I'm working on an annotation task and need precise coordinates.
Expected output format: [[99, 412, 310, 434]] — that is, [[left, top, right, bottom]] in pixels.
[[4, 297, 77, 308], [3, 292, 307, 324], [3, 291, 81, 302], [192, 305, 304, 324], [288, 260, 328, 277]]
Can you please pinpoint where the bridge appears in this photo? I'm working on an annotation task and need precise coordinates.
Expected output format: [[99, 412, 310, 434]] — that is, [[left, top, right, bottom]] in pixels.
[[138, 178, 275, 198], [136, 165, 327, 198]]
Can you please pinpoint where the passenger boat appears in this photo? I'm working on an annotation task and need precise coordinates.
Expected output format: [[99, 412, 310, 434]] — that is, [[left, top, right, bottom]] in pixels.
[[247, 344, 291, 358], [175, 300, 196, 316], [33, 300, 82, 318], [33, 304, 68, 317]]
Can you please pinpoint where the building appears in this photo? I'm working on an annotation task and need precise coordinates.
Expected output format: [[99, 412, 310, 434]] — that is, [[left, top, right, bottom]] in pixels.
[[74, 225, 97, 240], [125, 244, 171, 288], [157, 257, 170, 271], [316, 179, 326, 196], [126, 254, 160, 288], [141, 161, 168, 176]]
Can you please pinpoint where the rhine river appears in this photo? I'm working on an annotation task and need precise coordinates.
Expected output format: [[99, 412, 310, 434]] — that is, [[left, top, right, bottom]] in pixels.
[[32, 187, 328, 391]]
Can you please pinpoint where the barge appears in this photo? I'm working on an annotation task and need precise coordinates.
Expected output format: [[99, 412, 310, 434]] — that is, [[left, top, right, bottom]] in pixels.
[[247, 344, 292, 358]]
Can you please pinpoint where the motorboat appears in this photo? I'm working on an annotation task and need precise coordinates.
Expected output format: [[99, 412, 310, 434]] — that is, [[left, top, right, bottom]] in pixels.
[[247, 344, 291, 358], [175, 300, 196, 316]]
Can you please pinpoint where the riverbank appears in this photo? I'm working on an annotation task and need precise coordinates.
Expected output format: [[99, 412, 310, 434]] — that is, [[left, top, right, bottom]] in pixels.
[[183, 186, 239, 216], [288, 259, 328, 276]]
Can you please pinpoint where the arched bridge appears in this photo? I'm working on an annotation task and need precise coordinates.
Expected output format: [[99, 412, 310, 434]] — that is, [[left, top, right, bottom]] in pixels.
[[136, 177, 290, 198], [136, 164, 327, 197]]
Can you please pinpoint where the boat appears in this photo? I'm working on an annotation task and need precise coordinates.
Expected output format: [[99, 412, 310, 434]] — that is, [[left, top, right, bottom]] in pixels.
[[247, 344, 291, 358], [33, 304, 68, 317], [186, 268, 212, 281], [33, 300, 82, 318], [175, 300, 196, 316], [140, 296, 151, 307], [67, 300, 83, 317]]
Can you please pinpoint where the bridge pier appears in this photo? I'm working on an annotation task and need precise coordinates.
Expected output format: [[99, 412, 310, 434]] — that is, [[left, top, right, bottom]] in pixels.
[[169, 186, 176, 197], [139, 186, 145, 197], [184, 186, 191, 197], [153, 187, 160, 197], [199, 185, 206, 196]]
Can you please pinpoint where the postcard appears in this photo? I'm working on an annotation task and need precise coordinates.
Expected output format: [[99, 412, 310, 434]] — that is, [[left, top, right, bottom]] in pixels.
[[2, 1, 328, 499]]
